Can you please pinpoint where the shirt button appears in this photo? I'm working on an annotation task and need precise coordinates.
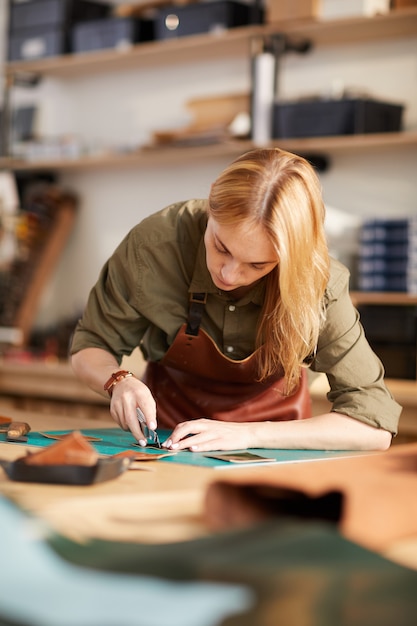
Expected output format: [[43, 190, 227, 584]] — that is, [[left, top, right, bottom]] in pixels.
[[226, 346, 234, 353], [228, 305, 236, 312]]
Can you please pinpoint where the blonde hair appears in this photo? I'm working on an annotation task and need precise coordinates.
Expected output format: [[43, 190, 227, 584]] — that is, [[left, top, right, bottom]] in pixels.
[[208, 148, 330, 393]]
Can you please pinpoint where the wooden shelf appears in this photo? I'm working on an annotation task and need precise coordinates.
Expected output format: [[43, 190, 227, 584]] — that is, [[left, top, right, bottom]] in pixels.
[[1, 131, 416, 173], [4, 9, 417, 79], [350, 291, 417, 306], [280, 7, 417, 46], [273, 131, 417, 153], [0, 141, 253, 172]]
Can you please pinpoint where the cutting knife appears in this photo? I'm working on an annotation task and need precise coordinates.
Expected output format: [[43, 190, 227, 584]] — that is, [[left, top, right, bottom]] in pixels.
[[136, 408, 161, 448]]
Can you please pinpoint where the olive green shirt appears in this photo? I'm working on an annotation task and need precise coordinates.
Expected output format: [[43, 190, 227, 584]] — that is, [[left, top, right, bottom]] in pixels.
[[71, 200, 402, 434]]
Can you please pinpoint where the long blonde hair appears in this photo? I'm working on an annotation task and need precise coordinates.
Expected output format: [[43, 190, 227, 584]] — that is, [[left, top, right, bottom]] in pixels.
[[208, 148, 330, 392]]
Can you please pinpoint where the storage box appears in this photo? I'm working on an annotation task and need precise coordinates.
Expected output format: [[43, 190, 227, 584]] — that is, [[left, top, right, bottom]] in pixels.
[[357, 305, 417, 379], [272, 98, 404, 138], [0, 106, 36, 156], [8, 0, 110, 60], [320, 0, 390, 19], [266, 0, 320, 23], [8, 26, 69, 60], [155, 1, 264, 40], [72, 17, 154, 53], [9, 0, 109, 31], [391, 0, 417, 8]]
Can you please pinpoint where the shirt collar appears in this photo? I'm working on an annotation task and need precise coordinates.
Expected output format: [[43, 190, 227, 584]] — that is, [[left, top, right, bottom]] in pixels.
[[189, 237, 266, 306]]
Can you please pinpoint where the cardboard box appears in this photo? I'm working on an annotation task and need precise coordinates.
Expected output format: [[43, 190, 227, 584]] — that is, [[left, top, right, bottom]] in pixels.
[[72, 17, 154, 53], [266, 0, 320, 23], [152, 92, 249, 146], [392, 0, 417, 7], [272, 98, 404, 138], [155, 0, 264, 40], [267, 0, 393, 22], [320, 0, 390, 19]]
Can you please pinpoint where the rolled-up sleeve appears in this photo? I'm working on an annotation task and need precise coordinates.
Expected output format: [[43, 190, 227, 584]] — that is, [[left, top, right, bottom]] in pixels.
[[312, 260, 402, 435], [70, 230, 151, 362]]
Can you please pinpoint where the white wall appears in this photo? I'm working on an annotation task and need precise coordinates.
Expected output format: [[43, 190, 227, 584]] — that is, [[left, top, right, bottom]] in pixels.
[[1, 2, 416, 329]]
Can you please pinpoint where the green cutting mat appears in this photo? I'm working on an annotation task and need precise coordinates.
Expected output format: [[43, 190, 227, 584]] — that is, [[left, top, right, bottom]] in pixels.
[[1, 428, 373, 469]]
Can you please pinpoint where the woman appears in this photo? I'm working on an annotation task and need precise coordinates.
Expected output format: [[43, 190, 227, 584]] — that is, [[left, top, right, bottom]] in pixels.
[[70, 148, 401, 452]]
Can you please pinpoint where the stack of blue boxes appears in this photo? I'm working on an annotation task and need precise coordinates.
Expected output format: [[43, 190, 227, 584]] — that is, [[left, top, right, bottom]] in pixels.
[[358, 217, 417, 293]]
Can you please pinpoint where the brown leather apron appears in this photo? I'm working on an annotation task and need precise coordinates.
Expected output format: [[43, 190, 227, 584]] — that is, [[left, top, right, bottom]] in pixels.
[[142, 294, 311, 429]]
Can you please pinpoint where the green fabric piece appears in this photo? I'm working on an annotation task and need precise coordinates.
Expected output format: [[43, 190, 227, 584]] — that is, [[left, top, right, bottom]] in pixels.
[[48, 519, 417, 626]]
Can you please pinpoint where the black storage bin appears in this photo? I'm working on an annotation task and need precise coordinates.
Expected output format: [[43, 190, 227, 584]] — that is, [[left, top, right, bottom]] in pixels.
[[358, 305, 417, 379], [155, 0, 264, 40], [72, 17, 154, 53], [8, 27, 69, 60], [0, 106, 36, 155], [8, 0, 110, 61], [369, 344, 416, 380], [272, 98, 404, 139], [9, 0, 109, 31]]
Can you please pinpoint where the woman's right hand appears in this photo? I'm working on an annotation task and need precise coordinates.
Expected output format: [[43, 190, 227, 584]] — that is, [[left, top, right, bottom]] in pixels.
[[109, 375, 157, 444], [71, 348, 157, 444]]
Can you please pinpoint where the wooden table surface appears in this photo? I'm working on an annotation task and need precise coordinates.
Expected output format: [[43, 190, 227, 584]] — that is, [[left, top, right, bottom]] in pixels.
[[0, 407, 220, 544], [1, 406, 417, 573]]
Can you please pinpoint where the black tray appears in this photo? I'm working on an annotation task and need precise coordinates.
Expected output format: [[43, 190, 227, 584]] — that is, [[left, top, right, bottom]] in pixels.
[[0, 456, 130, 485]]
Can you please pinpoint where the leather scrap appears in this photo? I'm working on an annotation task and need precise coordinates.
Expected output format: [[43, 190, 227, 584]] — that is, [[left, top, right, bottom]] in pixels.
[[23, 431, 98, 467], [39, 432, 102, 443], [115, 449, 177, 461]]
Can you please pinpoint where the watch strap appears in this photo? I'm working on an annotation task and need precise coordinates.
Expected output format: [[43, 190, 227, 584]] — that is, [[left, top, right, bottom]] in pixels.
[[104, 370, 134, 397]]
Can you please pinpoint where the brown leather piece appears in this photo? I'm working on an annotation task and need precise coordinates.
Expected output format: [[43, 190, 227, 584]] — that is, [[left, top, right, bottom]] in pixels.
[[143, 324, 311, 428], [23, 431, 98, 467], [39, 432, 102, 442]]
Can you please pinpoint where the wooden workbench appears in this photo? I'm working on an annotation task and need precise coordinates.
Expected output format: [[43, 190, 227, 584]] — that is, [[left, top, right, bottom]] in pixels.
[[1, 406, 417, 575], [0, 408, 219, 544]]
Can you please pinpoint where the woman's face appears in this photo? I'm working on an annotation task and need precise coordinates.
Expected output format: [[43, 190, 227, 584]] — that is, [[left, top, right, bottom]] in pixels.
[[204, 217, 279, 295]]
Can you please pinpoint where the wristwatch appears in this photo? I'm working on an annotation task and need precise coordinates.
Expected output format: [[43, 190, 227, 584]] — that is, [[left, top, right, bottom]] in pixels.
[[104, 370, 134, 397]]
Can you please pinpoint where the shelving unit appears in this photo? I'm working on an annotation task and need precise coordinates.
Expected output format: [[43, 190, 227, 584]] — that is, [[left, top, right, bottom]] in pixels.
[[1, 8, 417, 170], [4, 8, 417, 78], [350, 291, 417, 306], [350, 290, 417, 436]]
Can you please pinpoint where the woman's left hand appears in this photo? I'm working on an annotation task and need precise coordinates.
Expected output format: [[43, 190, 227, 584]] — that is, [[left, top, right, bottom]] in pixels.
[[162, 418, 253, 452]]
